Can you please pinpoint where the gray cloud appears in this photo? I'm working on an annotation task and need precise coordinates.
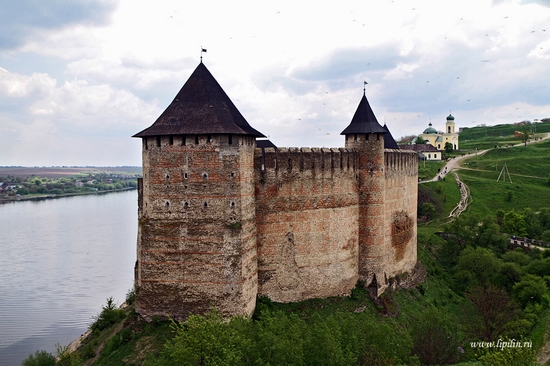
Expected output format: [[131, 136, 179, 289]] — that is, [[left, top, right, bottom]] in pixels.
[[0, 0, 118, 50]]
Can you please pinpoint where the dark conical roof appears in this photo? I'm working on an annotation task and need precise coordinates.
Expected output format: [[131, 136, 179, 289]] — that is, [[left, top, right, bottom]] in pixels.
[[383, 124, 399, 149], [340, 94, 386, 135], [133, 63, 265, 138]]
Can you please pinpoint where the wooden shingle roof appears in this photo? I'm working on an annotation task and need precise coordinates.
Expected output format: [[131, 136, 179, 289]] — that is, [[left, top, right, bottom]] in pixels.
[[340, 94, 386, 135], [383, 124, 399, 149], [133, 62, 265, 138]]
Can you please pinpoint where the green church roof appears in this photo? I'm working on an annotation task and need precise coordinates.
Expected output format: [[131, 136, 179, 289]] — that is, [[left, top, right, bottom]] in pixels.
[[446, 114, 455, 121], [423, 123, 437, 134]]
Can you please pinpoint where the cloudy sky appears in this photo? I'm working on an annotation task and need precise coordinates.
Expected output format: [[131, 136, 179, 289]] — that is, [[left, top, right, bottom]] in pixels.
[[1, 0, 549, 166]]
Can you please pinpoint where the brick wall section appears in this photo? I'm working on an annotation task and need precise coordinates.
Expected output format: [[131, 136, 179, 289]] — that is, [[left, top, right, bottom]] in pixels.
[[344, 134, 387, 292], [254, 147, 360, 302], [135, 134, 258, 320], [383, 149, 418, 283]]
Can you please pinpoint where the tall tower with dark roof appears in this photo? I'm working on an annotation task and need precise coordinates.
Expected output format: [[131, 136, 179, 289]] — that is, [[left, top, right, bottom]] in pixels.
[[133, 63, 264, 320], [341, 93, 388, 294]]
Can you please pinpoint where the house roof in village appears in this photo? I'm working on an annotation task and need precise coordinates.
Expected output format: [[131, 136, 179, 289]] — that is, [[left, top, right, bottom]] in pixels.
[[133, 62, 265, 138], [400, 143, 439, 152], [340, 94, 387, 135]]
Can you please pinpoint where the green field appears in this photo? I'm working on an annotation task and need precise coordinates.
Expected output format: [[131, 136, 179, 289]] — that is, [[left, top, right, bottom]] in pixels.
[[459, 121, 550, 151]]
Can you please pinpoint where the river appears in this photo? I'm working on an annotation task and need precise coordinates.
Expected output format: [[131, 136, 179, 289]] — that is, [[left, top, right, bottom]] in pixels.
[[0, 190, 137, 366]]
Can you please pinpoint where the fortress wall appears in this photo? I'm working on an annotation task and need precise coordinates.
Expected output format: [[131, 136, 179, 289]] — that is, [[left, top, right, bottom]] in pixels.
[[253, 147, 360, 303], [383, 149, 418, 278]]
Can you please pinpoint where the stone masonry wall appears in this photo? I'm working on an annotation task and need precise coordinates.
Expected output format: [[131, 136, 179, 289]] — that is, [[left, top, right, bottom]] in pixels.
[[135, 134, 258, 320], [254, 147, 360, 302], [383, 149, 418, 280]]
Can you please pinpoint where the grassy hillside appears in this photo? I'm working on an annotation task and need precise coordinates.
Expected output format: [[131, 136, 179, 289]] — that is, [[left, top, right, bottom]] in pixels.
[[459, 121, 550, 150]]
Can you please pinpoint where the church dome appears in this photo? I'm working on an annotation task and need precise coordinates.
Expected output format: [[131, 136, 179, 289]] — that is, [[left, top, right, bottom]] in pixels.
[[423, 122, 437, 134], [446, 114, 455, 121]]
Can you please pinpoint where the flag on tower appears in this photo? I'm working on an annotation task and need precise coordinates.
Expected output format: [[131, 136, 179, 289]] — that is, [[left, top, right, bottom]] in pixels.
[[202, 48, 207, 53]]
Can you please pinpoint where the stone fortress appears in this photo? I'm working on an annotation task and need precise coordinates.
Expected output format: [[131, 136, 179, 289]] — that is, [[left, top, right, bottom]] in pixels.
[[132, 62, 418, 320]]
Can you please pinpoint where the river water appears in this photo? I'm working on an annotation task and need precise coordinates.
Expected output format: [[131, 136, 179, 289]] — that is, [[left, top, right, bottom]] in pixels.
[[0, 190, 137, 366]]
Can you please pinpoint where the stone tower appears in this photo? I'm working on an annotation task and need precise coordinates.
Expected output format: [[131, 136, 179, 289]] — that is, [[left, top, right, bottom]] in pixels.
[[133, 62, 265, 320], [340, 92, 388, 294], [446, 113, 455, 134]]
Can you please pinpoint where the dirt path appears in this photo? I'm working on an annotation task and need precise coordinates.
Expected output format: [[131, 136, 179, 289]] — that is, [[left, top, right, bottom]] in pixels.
[[447, 173, 471, 219]]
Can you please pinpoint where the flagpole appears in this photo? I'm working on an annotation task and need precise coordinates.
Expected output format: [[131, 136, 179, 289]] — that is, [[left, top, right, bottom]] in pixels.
[[200, 47, 207, 62]]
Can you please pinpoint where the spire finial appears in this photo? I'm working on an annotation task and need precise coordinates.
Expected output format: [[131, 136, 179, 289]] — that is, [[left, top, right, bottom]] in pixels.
[[200, 47, 207, 63], [363, 80, 368, 95]]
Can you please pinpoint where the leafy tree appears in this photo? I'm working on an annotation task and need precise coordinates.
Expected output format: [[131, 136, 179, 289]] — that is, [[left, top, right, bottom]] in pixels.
[[414, 136, 428, 144], [501, 249, 531, 266], [512, 274, 549, 307], [22, 350, 56, 366], [444, 142, 454, 153], [91, 296, 125, 332], [502, 210, 527, 237], [466, 285, 520, 341], [454, 246, 502, 291], [519, 124, 531, 147], [494, 262, 523, 292], [411, 307, 460, 365], [151, 310, 244, 366], [418, 202, 436, 221], [476, 338, 536, 366]]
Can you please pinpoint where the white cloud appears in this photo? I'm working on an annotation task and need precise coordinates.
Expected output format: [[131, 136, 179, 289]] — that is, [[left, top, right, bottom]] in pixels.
[[1, 0, 550, 165]]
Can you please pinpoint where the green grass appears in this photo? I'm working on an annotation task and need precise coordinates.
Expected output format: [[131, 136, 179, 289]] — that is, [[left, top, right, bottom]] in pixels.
[[418, 160, 446, 181], [455, 141, 550, 217], [459, 121, 550, 150]]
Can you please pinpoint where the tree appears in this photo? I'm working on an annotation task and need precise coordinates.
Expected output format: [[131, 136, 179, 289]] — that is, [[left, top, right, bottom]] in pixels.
[[466, 285, 520, 341], [151, 310, 244, 366], [414, 136, 427, 144], [502, 210, 527, 237], [512, 274, 548, 307], [454, 246, 502, 291], [444, 142, 454, 153], [22, 350, 56, 366], [519, 124, 531, 147], [411, 307, 460, 365]]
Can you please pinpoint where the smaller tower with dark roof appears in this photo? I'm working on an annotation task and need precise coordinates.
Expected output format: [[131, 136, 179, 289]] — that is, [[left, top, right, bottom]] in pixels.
[[133, 63, 264, 320], [341, 93, 388, 294]]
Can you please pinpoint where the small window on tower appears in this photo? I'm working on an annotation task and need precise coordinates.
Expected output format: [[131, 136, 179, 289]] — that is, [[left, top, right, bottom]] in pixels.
[[228, 135, 233, 145], [182, 135, 186, 146], [169, 136, 173, 145], [184, 201, 189, 208], [230, 201, 236, 208], [184, 172, 189, 179], [230, 172, 235, 178], [143, 138, 148, 150], [195, 135, 199, 144], [156, 136, 161, 147], [202, 172, 208, 181], [203, 202, 208, 208]]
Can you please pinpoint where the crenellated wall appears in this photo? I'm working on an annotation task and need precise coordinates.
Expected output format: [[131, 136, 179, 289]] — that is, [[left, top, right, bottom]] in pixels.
[[253, 147, 360, 302]]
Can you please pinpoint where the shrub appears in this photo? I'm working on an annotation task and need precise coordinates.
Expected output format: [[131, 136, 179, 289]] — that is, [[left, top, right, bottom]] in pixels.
[[91, 296, 126, 332], [22, 350, 56, 366]]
